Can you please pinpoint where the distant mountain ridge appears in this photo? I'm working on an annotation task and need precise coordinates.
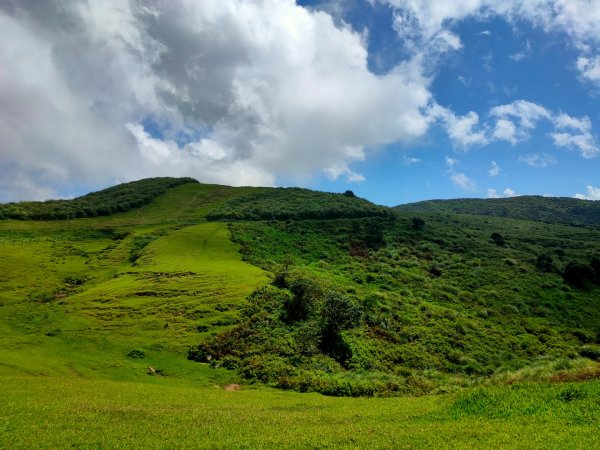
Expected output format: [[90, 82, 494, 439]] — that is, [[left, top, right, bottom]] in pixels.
[[395, 195, 600, 228]]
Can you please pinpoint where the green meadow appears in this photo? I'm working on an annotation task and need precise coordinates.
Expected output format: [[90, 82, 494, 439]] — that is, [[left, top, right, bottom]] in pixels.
[[1, 179, 600, 448]]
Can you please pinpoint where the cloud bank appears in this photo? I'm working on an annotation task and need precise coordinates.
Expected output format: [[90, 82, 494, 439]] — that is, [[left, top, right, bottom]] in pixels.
[[0, 0, 435, 201], [1, 1, 598, 201]]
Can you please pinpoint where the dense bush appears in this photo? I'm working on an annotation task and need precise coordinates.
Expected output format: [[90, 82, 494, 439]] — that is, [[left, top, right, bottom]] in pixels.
[[563, 261, 596, 287], [490, 232, 505, 246], [536, 253, 556, 273], [411, 217, 425, 231]]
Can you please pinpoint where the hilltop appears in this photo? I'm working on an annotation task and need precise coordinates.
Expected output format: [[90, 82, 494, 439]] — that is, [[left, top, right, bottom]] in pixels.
[[395, 195, 600, 228]]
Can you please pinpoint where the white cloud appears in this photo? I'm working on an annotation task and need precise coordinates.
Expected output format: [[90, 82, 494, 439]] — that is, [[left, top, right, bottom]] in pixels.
[[487, 187, 516, 198], [487, 188, 500, 198], [445, 156, 476, 191], [445, 156, 459, 168], [488, 161, 500, 176], [431, 97, 597, 159], [383, 1, 600, 47], [445, 111, 489, 147], [383, 1, 600, 90], [451, 172, 476, 191], [0, 0, 435, 201], [492, 119, 518, 144], [490, 100, 551, 130], [324, 161, 365, 182], [553, 113, 592, 133], [402, 156, 422, 165], [551, 132, 600, 158], [518, 153, 556, 167], [575, 186, 600, 200], [577, 56, 600, 85], [430, 106, 489, 148]]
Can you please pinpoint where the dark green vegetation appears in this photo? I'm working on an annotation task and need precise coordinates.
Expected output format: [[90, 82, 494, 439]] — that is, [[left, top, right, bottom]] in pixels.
[[1, 178, 600, 447], [396, 195, 600, 228], [206, 186, 389, 220], [0, 177, 197, 220], [192, 204, 600, 396]]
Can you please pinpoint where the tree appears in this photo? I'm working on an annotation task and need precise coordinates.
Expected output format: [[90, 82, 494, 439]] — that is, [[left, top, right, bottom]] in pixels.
[[591, 256, 600, 284], [536, 253, 556, 273], [411, 217, 425, 231], [343, 190, 356, 198], [563, 261, 595, 287]]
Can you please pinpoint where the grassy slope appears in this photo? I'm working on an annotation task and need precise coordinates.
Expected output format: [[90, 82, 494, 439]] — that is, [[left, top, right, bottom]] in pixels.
[[0, 182, 266, 383], [2, 375, 600, 449], [1, 182, 600, 448]]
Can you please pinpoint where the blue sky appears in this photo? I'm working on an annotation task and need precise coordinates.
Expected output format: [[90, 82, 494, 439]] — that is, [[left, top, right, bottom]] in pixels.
[[298, 0, 600, 204], [0, 1, 599, 205]]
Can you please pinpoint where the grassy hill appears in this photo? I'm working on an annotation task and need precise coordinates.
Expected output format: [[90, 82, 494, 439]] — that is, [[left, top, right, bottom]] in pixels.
[[0, 177, 198, 220], [395, 196, 600, 228], [1, 179, 600, 448]]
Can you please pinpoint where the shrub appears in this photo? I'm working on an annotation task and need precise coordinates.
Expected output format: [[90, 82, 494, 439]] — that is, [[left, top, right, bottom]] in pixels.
[[490, 232, 505, 246], [411, 217, 425, 231], [562, 261, 595, 287], [536, 253, 556, 272], [580, 346, 600, 361], [127, 349, 146, 359]]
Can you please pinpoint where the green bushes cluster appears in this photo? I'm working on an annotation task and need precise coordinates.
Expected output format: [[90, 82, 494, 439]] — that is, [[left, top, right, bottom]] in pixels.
[[189, 209, 600, 395], [189, 270, 378, 394], [206, 187, 391, 221]]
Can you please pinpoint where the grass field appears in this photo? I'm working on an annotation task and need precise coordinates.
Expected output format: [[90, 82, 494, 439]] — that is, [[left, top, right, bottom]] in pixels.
[[2, 375, 600, 448], [1, 181, 600, 448]]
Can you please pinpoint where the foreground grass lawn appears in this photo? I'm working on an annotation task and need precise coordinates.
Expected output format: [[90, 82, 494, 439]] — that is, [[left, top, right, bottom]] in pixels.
[[1, 374, 600, 449]]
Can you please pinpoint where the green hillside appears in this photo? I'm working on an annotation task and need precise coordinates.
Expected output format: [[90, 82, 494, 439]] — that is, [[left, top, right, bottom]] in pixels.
[[395, 196, 600, 228], [2, 179, 600, 448], [206, 187, 389, 221]]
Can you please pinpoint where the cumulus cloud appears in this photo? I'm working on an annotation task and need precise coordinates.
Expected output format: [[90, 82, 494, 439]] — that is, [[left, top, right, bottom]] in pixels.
[[382, 1, 600, 47], [487, 187, 516, 198], [435, 99, 599, 158], [551, 132, 600, 158], [490, 100, 551, 139], [577, 56, 600, 85], [487, 188, 500, 198], [575, 186, 600, 200], [382, 1, 600, 89], [0, 0, 436, 201]]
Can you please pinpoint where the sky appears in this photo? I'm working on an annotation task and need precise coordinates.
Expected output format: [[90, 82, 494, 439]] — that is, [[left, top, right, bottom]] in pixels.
[[0, 0, 599, 206]]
